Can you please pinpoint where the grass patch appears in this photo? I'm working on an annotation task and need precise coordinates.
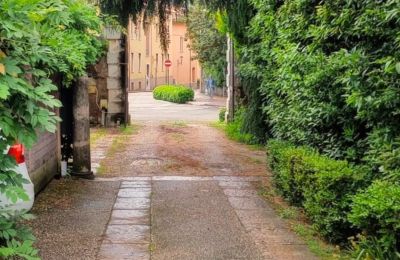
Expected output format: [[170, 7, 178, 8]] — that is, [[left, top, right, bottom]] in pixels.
[[90, 128, 107, 145], [258, 186, 349, 259], [171, 121, 188, 127], [171, 133, 185, 143], [210, 121, 264, 151], [278, 207, 299, 220], [163, 120, 188, 128], [119, 124, 140, 135], [95, 124, 140, 176]]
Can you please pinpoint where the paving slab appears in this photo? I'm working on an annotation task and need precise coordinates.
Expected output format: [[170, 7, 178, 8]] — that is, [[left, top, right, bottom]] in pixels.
[[109, 210, 150, 225], [97, 243, 150, 260], [104, 225, 150, 244], [117, 189, 151, 198], [114, 197, 151, 210], [151, 180, 263, 260]]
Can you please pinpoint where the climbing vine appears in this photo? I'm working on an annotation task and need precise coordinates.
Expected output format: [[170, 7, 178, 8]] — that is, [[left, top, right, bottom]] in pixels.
[[0, 0, 104, 258]]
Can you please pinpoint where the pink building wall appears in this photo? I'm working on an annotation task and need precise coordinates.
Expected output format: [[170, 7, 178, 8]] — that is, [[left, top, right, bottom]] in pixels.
[[127, 15, 201, 92], [170, 21, 201, 88]]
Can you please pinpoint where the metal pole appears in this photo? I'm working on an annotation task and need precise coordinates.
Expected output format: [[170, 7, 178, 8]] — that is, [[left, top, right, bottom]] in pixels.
[[189, 49, 192, 88]]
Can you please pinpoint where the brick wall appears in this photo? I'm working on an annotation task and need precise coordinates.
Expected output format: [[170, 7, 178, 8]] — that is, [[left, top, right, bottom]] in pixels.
[[25, 131, 58, 193]]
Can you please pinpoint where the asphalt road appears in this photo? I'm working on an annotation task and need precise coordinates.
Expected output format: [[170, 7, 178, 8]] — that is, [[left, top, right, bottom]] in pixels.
[[128, 91, 226, 122]]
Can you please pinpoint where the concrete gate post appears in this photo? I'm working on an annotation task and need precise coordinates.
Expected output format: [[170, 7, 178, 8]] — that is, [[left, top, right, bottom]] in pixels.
[[72, 76, 94, 179], [225, 36, 235, 122]]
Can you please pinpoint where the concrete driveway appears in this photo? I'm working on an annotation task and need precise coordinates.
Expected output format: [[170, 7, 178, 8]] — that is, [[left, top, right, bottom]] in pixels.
[[128, 91, 226, 122]]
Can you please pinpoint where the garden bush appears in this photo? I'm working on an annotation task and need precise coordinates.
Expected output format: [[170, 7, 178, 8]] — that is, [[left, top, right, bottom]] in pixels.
[[239, 0, 400, 167], [225, 108, 258, 145], [0, 0, 103, 258], [153, 85, 194, 104], [348, 180, 400, 256], [218, 107, 226, 122], [267, 140, 371, 243]]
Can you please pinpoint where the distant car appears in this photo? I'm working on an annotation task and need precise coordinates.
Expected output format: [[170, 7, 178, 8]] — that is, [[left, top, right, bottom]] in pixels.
[[0, 143, 34, 213]]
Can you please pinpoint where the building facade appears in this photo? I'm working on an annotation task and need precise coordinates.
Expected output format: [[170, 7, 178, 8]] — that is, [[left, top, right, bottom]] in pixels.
[[127, 15, 201, 92]]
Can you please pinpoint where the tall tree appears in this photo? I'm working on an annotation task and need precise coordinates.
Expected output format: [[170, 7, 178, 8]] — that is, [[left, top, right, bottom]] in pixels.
[[186, 4, 227, 87]]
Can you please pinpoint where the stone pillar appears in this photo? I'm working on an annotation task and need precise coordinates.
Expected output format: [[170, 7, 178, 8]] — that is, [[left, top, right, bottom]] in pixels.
[[225, 36, 235, 122], [72, 76, 94, 179]]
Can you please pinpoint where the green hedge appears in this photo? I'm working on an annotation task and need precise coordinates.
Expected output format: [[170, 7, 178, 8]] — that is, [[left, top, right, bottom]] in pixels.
[[267, 140, 371, 243], [348, 180, 400, 257], [219, 107, 226, 122], [225, 108, 258, 145], [153, 85, 194, 104]]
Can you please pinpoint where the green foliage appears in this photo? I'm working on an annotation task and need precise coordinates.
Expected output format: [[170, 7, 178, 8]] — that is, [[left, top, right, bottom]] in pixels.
[[348, 180, 400, 256], [225, 108, 258, 145], [246, 0, 400, 167], [0, 213, 39, 260], [351, 235, 400, 260], [0, 0, 104, 258], [186, 3, 227, 88], [153, 85, 194, 104], [267, 140, 371, 243], [218, 107, 226, 122], [100, 0, 189, 51]]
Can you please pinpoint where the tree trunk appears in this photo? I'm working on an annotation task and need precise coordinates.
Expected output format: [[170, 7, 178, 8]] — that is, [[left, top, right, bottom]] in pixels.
[[72, 76, 94, 179]]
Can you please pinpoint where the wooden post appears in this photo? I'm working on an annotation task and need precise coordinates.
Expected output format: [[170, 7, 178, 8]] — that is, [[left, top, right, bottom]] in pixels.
[[72, 76, 94, 179]]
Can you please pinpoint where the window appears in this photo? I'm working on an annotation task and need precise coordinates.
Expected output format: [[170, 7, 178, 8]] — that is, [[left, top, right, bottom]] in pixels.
[[131, 53, 134, 72], [156, 53, 159, 72], [146, 64, 150, 77], [155, 23, 159, 39], [145, 30, 150, 56], [138, 53, 141, 72], [138, 81, 142, 90], [180, 37, 184, 53], [131, 22, 135, 39], [130, 82, 134, 91], [134, 22, 141, 40], [161, 54, 164, 72], [192, 67, 196, 83]]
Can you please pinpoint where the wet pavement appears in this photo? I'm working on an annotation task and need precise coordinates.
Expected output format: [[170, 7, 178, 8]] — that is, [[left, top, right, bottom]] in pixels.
[[29, 91, 317, 259], [129, 91, 225, 122], [93, 176, 316, 260], [27, 179, 119, 260]]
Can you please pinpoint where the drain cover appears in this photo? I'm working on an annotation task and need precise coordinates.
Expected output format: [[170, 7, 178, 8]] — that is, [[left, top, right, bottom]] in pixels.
[[131, 158, 163, 166]]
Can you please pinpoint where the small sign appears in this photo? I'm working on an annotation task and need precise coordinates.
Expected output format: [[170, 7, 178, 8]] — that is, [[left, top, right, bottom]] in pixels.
[[164, 59, 172, 67]]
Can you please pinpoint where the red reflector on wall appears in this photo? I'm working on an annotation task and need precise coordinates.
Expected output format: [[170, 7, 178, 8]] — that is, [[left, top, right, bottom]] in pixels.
[[8, 143, 25, 164]]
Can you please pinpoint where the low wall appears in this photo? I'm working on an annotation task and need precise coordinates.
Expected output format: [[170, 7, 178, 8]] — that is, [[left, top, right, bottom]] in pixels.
[[25, 131, 59, 193]]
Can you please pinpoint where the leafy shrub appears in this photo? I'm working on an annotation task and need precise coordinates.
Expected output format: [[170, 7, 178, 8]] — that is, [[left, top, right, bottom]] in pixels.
[[241, 0, 400, 167], [0, 0, 103, 258], [348, 180, 400, 256], [267, 139, 371, 243], [225, 108, 258, 145], [219, 107, 226, 122], [153, 85, 194, 104]]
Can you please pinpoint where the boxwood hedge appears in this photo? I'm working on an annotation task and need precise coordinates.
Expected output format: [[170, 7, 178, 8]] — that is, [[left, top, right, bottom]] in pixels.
[[267, 140, 372, 244], [153, 85, 194, 104]]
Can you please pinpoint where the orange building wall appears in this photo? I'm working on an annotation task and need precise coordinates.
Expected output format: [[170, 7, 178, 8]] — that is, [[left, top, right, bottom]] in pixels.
[[127, 15, 201, 92]]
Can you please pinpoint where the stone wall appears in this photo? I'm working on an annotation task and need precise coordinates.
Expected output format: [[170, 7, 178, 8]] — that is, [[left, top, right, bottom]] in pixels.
[[89, 28, 126, 126]]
